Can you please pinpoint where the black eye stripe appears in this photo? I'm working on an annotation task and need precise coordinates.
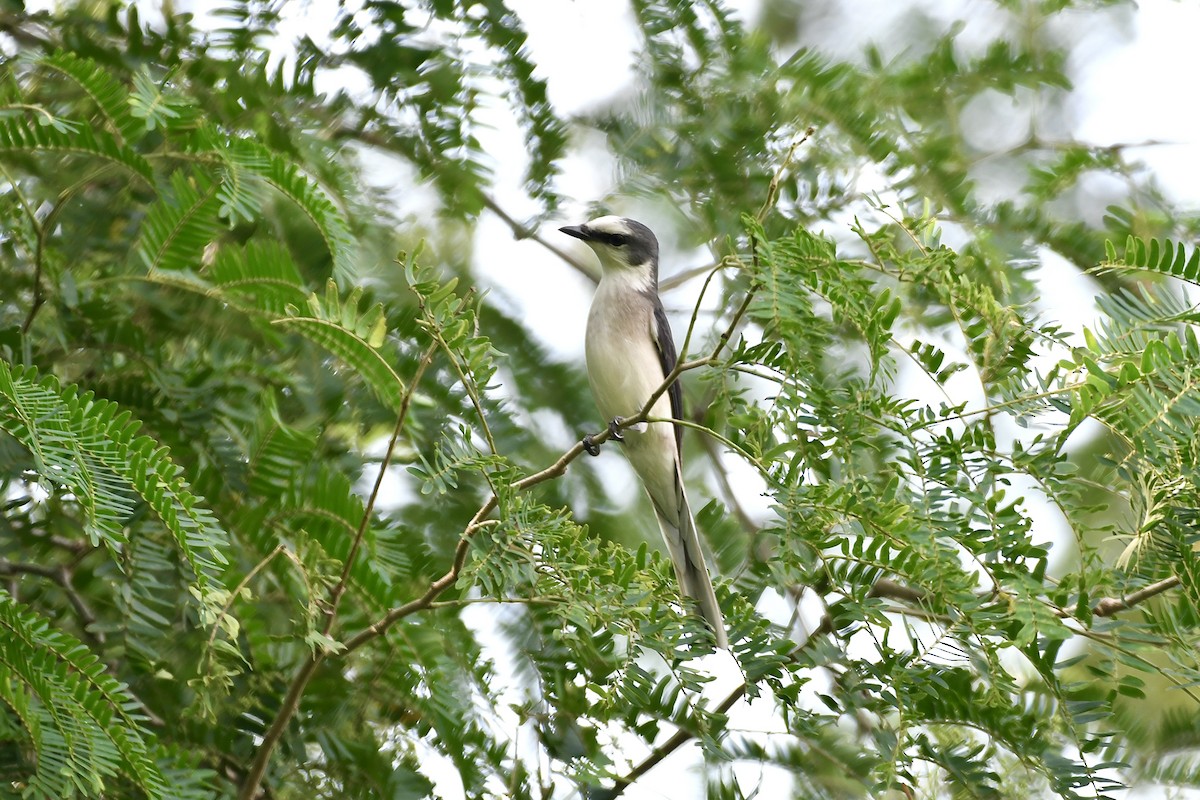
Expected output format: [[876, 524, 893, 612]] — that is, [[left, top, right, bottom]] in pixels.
[[586, 229, 629, 247]]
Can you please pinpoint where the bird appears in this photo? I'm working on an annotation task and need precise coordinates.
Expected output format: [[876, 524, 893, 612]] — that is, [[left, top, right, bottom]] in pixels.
[[559, 215, 729, 649]]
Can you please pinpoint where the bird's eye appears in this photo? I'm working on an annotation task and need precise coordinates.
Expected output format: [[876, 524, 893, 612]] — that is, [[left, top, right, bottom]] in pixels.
[[608, 233, 629, 247]]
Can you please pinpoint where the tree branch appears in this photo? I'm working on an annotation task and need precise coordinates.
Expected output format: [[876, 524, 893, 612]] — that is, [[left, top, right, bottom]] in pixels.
[[337, 315, 738, 658], [1092, 575, 1180, 617], [755, 126, 815, 223], [237, 343, 437, 800], [340, 510, 499, 655], [336, 123, 596, 281], [0, 559, 60, 580], [0, 558, 103, 643], [237, 127, 809, 799], [868, 578, 928, 604], [20, 189, 71, 334], [603, 554, 1175, 799], [415, 288, 500, 455], [480, 194, 598, 282], [609, 682, 748, 797]]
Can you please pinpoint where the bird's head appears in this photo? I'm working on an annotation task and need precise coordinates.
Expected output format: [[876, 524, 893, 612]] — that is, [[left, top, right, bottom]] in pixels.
[[559, 215, 659, 282]]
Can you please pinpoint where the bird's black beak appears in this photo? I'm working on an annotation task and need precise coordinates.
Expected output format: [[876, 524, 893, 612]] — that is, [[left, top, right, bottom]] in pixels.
[[558, 225, 589, 241]]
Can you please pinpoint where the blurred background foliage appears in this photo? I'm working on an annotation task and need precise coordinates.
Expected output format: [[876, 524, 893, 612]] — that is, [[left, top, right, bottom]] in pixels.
[[1, 0, 1200, 798]]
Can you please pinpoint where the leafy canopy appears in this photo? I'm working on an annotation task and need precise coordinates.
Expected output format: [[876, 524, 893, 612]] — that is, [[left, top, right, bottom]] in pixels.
[[1, 1, 1199, 799]]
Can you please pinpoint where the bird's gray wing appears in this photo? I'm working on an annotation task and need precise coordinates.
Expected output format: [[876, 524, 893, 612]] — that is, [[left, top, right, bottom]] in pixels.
[[647, 294, 727, 647], [648, 293, 684, 454]]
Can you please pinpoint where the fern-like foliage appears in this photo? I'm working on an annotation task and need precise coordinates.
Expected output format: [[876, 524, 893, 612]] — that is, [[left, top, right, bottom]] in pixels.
[[1102, 235, 1200, 284], [206, 240, 308, 316], [470, 3, 567, 210], [40, 51, 144, 144], [275, 466, 400, 609], [0, 115, 152, 182], [1069, 283, 1200, 464], [4, 4, 1200, 798], [0, 591, 166, 799], [135, 170, 222, 273], [273, 281, 405, 412], [0, 361, 229, 585], [250, 149, 359, 283], [208, 137, 271, 226]]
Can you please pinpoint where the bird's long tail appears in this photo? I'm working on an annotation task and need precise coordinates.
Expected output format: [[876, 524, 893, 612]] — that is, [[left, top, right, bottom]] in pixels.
[[653, 480, 729, 650]]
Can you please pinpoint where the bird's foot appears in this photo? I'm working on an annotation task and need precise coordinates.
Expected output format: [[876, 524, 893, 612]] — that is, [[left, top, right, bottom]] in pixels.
[[583, 418, 632, 456]]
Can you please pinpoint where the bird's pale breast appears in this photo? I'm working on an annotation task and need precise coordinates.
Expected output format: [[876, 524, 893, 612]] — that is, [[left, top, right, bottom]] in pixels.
[[585, 281, 673, 425]]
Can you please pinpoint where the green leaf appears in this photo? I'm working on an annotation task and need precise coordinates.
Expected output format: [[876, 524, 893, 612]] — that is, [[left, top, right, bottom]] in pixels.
[[41, 50, 143, 143], [208, 240, 308, 315], [0, 591, 167, 798], [0, 115, 152, 182], [252, 148, 358, 283], [1104, 235, 1200, 285], [128, 68, 184, 131], [273, 283, 405, 412], [135, 170, 222, 272], [0, 361, 229, 585]]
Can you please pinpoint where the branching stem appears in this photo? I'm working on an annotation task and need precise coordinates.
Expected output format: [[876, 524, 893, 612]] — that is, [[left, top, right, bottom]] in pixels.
[[237, 342, 437, 800]]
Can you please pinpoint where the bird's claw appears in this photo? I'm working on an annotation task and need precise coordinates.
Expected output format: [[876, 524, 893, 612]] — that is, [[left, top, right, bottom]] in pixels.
[[583, 419, 626, 456]]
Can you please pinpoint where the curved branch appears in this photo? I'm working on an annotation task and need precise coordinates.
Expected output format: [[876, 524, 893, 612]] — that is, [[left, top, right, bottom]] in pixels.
[[238, 342, 437, 800], [336, 317, 739, 657], [609, 682, 747, 797]]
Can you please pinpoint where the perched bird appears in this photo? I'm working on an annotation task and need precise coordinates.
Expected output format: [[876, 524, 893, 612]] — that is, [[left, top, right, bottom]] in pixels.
[[559, 215, 729, 649]]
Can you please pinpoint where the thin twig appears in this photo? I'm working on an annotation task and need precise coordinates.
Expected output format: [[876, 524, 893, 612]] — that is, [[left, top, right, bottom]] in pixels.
[[335, 124, 596, 281], [1092, 575, 1180, 617], [0, 558, 103, 646], [661, 259, 725, 291], [677, 257, 738, 365], [755, 126, 816, 223], [0, 559, 60, 579], [480, 194, 598, 282], [695, 425, 759, 537], [203, 545, 286, 656], [609, 682, 747, 797], [237, 342, 437, 800], [416, 289, 500, 456], [329, 342, 438, 628], [340, 506, 499, 655], [21, 190, 68, 334], [426, 595, 564, 610]]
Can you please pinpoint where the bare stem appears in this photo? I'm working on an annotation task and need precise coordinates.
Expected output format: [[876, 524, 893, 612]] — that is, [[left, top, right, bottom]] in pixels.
[[609, 682, 748, 797], [336, 343, 730, 659], [0, 558, 103, 645], [755, 126, 816, 223], [416, 289, 499, 456], [1092, 575, 1180, 617], [237, 343, 437, 800], [340, 507, 497, 655], [480, 194, 598, 282], [203, 546, 286, 655]]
